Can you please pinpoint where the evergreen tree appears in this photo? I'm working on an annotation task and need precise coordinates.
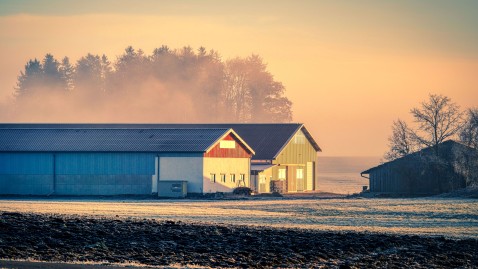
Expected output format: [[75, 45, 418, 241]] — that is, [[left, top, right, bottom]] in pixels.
[[59, 57, 74, 92], [100, 54, 112, 93], [112, 46, 148, 92], [15, 58, 42, 97], [74, 53, 102, 94]]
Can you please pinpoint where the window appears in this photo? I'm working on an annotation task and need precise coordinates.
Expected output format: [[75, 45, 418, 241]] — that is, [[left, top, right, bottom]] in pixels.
[[239, 174, 245, 182], [296, 169, 304, 179], [230, 174, 236, 183], [278, 168, 286, 180], [210, 174, 216, 183], [220, 140, 236, 148], [220, 174, 226, 183]]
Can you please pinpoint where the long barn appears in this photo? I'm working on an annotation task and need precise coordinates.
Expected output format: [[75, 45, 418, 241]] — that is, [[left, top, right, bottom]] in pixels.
[[0, 127, 254, 196], [0, 123, 321, 195]]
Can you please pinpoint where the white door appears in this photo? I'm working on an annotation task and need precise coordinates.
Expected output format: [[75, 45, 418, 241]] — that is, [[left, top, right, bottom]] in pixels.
[[306, 162, 314, 191], [259, 175, 266, 193]]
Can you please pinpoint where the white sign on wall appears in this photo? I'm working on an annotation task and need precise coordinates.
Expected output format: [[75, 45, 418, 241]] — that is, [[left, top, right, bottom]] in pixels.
[[220, 140, 236, 149]]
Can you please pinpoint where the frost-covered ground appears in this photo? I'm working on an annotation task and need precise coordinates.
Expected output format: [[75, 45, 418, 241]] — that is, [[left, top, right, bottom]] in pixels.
[[1, 198, 477, 239]]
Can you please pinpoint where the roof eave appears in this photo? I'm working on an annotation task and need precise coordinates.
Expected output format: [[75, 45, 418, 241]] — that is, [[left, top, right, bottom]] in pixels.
[[300, 126, 322, 152]]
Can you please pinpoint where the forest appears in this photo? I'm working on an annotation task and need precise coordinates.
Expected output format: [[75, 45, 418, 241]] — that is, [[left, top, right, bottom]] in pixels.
[[4, 46, 292, 123]]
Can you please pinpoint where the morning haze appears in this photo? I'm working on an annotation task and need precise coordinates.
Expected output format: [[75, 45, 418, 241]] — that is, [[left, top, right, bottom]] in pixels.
[[1, 0, 477, 156]]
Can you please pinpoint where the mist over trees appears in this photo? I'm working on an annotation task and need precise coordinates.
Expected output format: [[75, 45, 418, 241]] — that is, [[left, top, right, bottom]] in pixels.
[[8, 46, 292, 123]]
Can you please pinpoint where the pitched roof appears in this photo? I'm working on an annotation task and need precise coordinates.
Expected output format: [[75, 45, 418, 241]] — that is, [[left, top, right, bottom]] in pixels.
[[0, 127, 240, 153], [0, 123, 321, 160], [361, 140, 476, 174]]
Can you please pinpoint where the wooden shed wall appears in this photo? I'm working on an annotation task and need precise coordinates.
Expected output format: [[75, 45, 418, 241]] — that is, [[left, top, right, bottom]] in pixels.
[[272, 129, 318, 191]]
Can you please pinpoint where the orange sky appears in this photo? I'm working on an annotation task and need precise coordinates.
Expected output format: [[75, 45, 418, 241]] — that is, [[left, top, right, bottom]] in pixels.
[[1, 1, 477, 156]]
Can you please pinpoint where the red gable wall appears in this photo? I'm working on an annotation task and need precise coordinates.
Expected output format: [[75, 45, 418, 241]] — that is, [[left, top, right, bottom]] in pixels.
[[204, 133, 252, 158]]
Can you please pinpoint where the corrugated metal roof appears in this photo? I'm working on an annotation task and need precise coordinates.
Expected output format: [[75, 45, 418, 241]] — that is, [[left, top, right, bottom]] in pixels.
[[0, 123, 321, 160], [0, 128, 230, 152]]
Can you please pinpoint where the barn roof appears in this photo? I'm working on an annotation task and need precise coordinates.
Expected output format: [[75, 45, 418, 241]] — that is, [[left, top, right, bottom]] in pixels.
[[0, 123, 321, 160], [0, 127, 249, 153], [361, 140, 476, 175]]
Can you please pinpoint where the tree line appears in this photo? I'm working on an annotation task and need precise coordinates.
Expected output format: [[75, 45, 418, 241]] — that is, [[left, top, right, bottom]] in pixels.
[[385, 94, 478, 188], [13, 46, 292, 123]]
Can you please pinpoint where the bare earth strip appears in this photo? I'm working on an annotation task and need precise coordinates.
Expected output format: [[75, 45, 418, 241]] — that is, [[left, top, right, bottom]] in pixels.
[[0, 198, 478, 268], [1, 211, 478, 268]]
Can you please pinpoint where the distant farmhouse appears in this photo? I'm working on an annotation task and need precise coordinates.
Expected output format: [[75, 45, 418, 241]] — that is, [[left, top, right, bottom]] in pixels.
[[361, 140, 477, 195], [0, 123, 321, 196]]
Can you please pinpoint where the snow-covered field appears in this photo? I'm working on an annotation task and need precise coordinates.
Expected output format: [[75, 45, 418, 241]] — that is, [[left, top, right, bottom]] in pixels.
[[1, 198, 477, 239]]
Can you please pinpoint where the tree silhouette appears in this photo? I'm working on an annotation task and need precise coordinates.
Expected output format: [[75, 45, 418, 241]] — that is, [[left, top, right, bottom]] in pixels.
[[15, 58, 42, 98], [460, 108, 478, 149], [385, 119, 417, 161], [60, 57, 74, 92], [42, 54, 64, 91], [74, 53, 102, 95], [410, 94, 464, 154]]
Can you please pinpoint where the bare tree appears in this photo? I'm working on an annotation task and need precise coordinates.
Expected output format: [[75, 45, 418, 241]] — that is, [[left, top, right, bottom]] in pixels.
[[410, 94, 464, 154], [456, 108, 478, 187], [385, 119, 416, 161], [460, 108, 478, 149]]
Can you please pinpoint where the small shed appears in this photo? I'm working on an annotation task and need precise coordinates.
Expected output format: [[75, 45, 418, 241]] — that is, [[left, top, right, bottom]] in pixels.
[[361, 140, 476, 195]]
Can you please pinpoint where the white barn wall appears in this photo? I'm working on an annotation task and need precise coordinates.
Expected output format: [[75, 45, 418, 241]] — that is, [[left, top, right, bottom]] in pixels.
[[159, 157, 204, 193], [203, 157, 250, 193]]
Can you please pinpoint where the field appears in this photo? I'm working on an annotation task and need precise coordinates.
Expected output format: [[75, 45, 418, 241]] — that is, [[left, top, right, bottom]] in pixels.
[[1, 197, 478, 268], [1, 197, 477, 238]]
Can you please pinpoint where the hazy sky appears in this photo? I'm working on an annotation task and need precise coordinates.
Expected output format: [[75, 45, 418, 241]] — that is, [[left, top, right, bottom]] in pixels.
[[1, 0, 477, 156]]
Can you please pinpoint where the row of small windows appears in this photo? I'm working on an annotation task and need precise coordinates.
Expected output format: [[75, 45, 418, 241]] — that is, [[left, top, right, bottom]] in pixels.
[[210, 173, 245, 183]]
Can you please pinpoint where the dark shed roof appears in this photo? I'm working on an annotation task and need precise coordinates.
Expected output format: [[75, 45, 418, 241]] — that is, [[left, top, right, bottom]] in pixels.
[[0, 128, 233, 152], [0, 123, 321, 160], [361, 140, 476, 174]]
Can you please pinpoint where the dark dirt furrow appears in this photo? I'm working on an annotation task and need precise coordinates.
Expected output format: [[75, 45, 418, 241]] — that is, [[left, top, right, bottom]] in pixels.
[[0, 211, 477, 268]]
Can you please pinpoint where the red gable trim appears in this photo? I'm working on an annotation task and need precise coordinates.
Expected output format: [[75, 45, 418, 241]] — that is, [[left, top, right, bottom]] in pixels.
[[204, 133, 253, 158]]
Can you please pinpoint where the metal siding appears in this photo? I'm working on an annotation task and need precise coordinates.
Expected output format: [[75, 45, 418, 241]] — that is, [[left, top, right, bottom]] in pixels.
[[273, 129, 317, 192], [0, 153, 53, 175], [56, 153, 155, 175], [287, 166, 297, 192], [55, 175, 151, 195], [0, 175, 53, 195], [274, 129, 317, 165]]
